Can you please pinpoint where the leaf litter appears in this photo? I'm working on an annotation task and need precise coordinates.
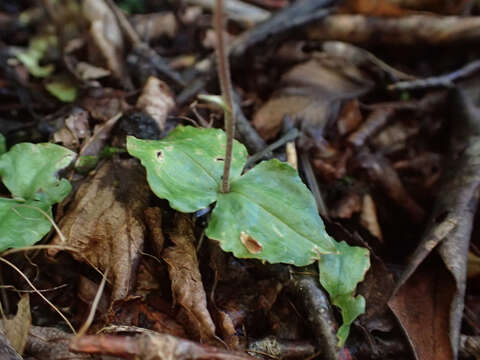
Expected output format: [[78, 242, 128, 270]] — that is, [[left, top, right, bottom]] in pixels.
[[2, 0, 480, 359]]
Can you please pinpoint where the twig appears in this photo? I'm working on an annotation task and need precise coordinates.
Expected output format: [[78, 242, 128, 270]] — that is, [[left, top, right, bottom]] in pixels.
[[245, 128, 299, 168], [300, 152, 328, 219], [347, 108, 394, 148], [389, 60, 480, 91], [215, 0, 235, 193]]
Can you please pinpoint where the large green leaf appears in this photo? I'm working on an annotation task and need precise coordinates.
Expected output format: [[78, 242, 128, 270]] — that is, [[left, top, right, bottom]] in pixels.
[[0, 198, 52, 252], [318, 241, 370, 346], [127, 126, 247, 213], [128, 126, 336, 266], [0, 143, 75, 204], [206, 160, 337, 265]]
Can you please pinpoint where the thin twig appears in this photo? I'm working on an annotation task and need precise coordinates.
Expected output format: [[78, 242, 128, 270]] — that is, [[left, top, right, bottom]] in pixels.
[[389, 60, 480, 91], [215, 0, 235, 193]]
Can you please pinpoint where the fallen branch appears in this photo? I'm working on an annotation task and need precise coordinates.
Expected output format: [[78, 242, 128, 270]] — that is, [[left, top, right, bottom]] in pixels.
[[309, 14, 480, 45]]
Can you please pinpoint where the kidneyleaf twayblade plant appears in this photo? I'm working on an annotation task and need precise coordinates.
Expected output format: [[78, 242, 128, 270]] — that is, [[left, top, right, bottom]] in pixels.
[[127, 126, 370, 345], [0, 143, 76, 252]]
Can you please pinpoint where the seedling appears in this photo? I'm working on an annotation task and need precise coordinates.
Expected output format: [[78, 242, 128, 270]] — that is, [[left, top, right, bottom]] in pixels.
[[0, 143, 75, 252]]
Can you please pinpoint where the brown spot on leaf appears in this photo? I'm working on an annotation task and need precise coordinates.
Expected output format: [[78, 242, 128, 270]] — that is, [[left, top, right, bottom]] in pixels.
[[215, 156, 225, 162], [240, 232, 263, 254]]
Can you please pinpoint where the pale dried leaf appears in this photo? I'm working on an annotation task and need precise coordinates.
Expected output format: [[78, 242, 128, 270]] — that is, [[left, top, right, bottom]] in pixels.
[[83, 0, 125, 79], [53, 108, 90, 150], [132, 12, 178, 40], [360, 194, 383, 241], [162, 214, 216, 343], [136, 77, 175, 131], [3, 295, 31, 355], [50, 159, 150, 300], [76, 62, 111, 80]]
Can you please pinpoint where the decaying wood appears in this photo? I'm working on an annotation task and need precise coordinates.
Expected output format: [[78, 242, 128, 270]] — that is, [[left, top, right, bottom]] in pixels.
[[309, 14, 480, 45]]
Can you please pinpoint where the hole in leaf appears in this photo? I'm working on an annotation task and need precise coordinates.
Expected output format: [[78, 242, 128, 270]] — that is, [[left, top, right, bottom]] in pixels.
[[215, 156, 225, 162], [240, 231, 263, 254], [156, 151, 163, 160]]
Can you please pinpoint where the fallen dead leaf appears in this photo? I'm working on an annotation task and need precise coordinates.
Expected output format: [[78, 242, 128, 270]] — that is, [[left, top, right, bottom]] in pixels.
[[50, 159, 150, 301], [136, 76, 175, 131], [253, 55, 373, 142], [389, 263, 454, 360], [2, 295, 31, 355], [144, 207, 165, 257], [53, 108, 90, 150], [162, 214, 217, 343], [82, 0, 126, 82]]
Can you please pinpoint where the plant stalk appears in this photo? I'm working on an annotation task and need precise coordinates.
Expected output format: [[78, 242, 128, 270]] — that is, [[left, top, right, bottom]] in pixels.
[[215, 0, 235, 193]]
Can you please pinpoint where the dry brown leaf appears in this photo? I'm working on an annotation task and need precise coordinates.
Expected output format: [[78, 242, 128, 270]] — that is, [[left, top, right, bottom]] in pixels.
[[50, 159, 150, 301], [339, 0, 411, 16], [82, 0, 125, 80], [253, 56, 372, 141], [330, 192, 362, 219], [0, 330, 22, 360], [136, 77, 175, 131], [3, 295, 31, 355], [162, 214, 217, 343], [81, 88, 130, 122], [53, 108, 90, 150], [337, 99, 363, 136]]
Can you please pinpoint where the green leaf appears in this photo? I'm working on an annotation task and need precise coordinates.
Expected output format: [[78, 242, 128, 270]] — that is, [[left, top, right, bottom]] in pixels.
[[128, 126, 336, 266], [0, 143, 75, 204], [127, 126, 247, 212], [318, 241, 370, 346], [206, 160, 337, 265], [15, 35, 56, 78], [45, 77, 77, 102], [0, 133, 5, 156], [0, 198, 52, 252]]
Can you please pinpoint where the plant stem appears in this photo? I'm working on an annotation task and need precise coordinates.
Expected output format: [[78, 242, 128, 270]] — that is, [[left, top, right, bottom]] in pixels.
[[215, 0, 235, 193]]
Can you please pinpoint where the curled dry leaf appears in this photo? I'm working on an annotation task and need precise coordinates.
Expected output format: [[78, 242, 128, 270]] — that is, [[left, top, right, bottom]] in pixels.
[[2, 295, 30, 355], [53, 108, 90, 150], [162, 214, 217, 343], [82, 0, 125, 80], [136, 76, 175, 131], [132, 12, 178, 40], [50, 159, 150, 300], [253, 55, 373, 141]]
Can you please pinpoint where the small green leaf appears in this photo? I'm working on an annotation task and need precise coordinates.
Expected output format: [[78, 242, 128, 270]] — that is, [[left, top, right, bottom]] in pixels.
[[15, 35, 56, 78], [0, 133, 6, 156], [127, 126, 247, 212], [318, 241, 370, 346], [0, 198, 52, 252], [198, 94, 230, 113], [0, 143, 75, 204], [206, 160, 337, 265], [45, 77, 77, 102]]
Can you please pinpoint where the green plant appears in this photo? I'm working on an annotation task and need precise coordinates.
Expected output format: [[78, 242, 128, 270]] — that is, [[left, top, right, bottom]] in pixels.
[[127, 127, 370, 345], [0, 143, 75, 252], [126, 0, 370, 346]]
